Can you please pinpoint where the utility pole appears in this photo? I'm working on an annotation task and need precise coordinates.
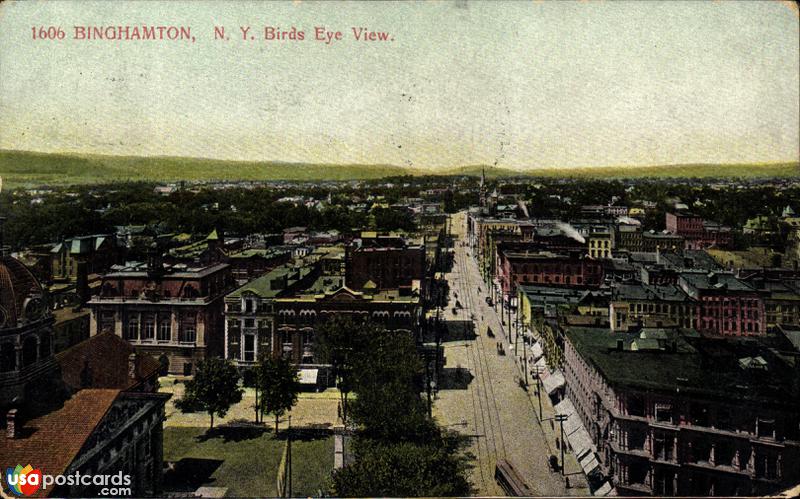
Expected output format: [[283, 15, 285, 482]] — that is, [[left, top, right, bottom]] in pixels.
[[555, 413, 569, 476], [287, 415, 293, 497], [531, 365, 544, 420], [523, 338, 529, 387]]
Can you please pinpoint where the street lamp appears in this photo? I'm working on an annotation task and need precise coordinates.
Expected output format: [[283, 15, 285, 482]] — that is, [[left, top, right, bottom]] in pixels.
[[554, 413, 569, 476]]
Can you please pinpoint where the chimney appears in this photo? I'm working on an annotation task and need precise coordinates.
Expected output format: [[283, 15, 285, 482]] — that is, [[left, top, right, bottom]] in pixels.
[[128, 353, 137, 380], [6, 409, 18, 439]]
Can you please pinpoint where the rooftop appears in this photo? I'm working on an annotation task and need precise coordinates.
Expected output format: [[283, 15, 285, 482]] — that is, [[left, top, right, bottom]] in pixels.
[[0, 389, 120, 481], [612, 283, 691, 302], [227, 263, 315, 299], [56, 332, 161, 392], [565, 327, 800, 407]]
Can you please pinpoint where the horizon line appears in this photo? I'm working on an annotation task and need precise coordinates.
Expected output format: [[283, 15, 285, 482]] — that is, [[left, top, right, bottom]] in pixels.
[[2, 148, 798, 174]]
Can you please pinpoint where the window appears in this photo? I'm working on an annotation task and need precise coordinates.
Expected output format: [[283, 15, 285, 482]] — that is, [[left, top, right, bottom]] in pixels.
[[628, 395, 645, 417], [715, 441, 735, 466], [243, 334, 256, 362], [692, 439, 712, 463], [0, 342, 16, 373], [655, 405, 673, 424], [757, 418, 775, 439], [179, 324, 196, 343], [691, 404, 709, 426], [142, 316, 155, 341], [244, 318, 255, 328], [653, 433, 673, 461], [755, 452, 779, 479], [158, 320, 171, 342], [126, 317, 140, 340], [628, 427, 647, 450], [39, 334, 51, 359], [628, 461, 648, 485], [244, 298, 255, 313]]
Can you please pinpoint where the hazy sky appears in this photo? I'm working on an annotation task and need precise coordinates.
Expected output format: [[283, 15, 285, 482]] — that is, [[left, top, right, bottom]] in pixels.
[[0, 0, 798, 169]]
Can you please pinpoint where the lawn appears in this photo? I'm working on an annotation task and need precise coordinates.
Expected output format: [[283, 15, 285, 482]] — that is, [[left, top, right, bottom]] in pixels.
[[162, 426, 334, 497]]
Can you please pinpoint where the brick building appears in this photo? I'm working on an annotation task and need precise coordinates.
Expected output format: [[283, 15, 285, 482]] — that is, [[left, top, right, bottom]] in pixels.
[[498, 250, 604, 297], [678, 271, 765, 336], [345, 233, 425, 291], [563, 327, 800, 496], [88, 254, 235, 375], [666, 212, 732, 250], [273, 281, 422, 365]]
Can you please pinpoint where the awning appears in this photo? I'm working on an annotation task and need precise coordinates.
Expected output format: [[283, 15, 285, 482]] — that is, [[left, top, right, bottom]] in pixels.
[[299, 369, 319, 385], [542, 370, 565, 395], [554, 398, 597, 461], [579, 451, 600, 476], [530, 342, 544, 361], [593, 481, 614, 496]]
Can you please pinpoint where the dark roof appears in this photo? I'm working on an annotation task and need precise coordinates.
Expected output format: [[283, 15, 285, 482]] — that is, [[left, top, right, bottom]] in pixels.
[[612, 283, 691, 302], [679, 271, 754, 293], [56, 332, 160, 391], [0, 389, 120, 483], [565, 327, 800, 407]]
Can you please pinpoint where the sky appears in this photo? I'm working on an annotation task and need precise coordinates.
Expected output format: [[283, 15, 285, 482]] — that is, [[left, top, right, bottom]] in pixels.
[[0, 0, 798, 170]]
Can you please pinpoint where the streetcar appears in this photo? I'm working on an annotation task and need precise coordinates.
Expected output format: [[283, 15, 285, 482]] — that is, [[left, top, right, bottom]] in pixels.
[[495, 459, 534, 496]]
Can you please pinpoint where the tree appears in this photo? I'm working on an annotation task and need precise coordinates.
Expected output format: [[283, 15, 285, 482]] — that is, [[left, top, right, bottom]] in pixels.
[[255, 354, 299, 434], [328, 319, 473, 496], [331, 434, 472, 497], [348, 328, 435, 443], [176, 357, 243, 429], [315, 315, 377, 425]]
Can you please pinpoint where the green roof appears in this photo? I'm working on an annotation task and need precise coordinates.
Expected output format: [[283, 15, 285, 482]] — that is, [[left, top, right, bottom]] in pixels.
[[227, 264, 313, 299]]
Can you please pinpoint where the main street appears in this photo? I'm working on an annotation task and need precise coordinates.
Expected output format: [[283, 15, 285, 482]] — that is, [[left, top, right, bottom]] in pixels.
[[433, 212, 587, 496]]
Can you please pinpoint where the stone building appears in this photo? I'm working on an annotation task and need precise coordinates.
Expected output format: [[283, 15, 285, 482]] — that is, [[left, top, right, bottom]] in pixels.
[[88, 253, 235, 375], [1, 238, 169, 497], [563, 327, 800, 496], [0, 252, 57, 407], [224, 263, 318, 368], [609, 283, 696, 332]]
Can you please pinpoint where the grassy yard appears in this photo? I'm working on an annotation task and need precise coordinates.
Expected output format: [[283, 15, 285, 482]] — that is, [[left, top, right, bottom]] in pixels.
[[163, 426, 334, 497]]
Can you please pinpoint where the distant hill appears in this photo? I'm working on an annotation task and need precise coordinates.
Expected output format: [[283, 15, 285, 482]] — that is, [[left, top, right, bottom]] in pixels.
[[0, 149, 797, 189]]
